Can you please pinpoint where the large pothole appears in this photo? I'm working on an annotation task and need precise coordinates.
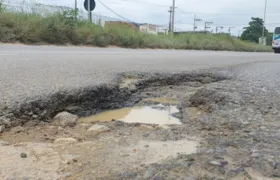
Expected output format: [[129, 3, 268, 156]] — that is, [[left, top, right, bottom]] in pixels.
[[0, 71, 226, 129], [4, 71, 279, 180]]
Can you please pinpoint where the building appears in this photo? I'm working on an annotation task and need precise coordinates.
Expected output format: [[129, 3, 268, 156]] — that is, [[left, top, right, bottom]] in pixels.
[[104, 21, 160, 35], [173, 31, 210, 35], [104, 21, 139, 30], [138, 23, 158, 35]]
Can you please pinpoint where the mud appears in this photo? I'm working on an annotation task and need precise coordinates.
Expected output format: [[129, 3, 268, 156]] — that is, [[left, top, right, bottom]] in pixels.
[[1, 71, 280, 180]]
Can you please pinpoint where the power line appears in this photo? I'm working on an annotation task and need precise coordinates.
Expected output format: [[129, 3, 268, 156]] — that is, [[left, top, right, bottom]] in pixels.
[[116, 0, 280, 16], [106, 1, 280, 16], [115, 0, 169, 8], [97, 0, 134, 22], [98, 0, 170, 27], [177, 8, 249, 15], [177, 7, 280, 16], [175, 20, 280, 27]]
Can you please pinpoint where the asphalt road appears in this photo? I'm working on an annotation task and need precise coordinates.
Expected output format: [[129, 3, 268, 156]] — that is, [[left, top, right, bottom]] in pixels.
[[0, 44, 279, 108]]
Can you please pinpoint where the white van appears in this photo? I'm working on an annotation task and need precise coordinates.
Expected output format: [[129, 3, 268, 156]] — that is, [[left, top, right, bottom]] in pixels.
[[272, 27, 280, 53]]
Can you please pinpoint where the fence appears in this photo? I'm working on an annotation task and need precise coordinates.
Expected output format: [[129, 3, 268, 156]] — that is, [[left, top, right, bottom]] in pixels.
[[1, 0, 126, 25]]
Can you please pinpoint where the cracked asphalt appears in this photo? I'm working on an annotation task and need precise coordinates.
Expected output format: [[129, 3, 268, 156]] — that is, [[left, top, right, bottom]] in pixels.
[[0, 44, 278, 110]]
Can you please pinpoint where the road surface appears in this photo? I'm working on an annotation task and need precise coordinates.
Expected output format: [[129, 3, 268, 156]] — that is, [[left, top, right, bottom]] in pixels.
[[2, 44, 280, 179], [0, 44, 279, 108]]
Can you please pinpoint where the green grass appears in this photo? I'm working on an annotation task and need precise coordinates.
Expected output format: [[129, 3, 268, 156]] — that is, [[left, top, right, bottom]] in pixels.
[[0, 9, 273, 52]]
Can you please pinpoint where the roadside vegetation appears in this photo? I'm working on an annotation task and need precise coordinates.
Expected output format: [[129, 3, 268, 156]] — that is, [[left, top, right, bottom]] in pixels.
[[241, 17, 273, 44], [0, 5, 272, 52]]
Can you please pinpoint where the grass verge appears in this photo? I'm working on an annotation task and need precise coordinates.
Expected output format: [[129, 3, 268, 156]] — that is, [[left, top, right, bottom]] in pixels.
[[0, 10, 272, 52]]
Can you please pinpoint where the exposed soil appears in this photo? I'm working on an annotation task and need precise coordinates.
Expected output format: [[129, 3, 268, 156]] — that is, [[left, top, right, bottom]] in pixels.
[[1, 72, 280, 180]]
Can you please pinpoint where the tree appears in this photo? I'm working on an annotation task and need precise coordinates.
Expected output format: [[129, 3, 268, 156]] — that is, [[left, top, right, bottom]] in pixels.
[[267, 32, 273, 45], [241, 17, 268, 43], [0, 2, 5, 12]]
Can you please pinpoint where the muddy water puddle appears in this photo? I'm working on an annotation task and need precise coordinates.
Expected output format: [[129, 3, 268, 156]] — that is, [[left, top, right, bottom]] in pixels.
[[80, 104, 182, 125]]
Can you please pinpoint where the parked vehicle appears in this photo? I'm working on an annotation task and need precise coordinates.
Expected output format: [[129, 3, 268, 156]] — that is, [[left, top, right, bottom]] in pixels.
[[272, 27, 280, 53]]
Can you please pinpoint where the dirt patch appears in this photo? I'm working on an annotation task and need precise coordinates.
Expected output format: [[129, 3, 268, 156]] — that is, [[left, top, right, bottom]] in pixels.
[[122, 139, 199, 165], [0, 142, 61, 179], [0, 122, 198, 179]]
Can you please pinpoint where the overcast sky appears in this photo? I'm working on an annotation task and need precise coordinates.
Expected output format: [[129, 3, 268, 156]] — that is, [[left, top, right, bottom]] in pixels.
[[39, 0, 280, 35]]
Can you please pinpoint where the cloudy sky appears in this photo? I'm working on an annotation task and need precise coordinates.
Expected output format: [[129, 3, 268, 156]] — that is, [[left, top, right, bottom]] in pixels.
[[38, 0, 280, 35]]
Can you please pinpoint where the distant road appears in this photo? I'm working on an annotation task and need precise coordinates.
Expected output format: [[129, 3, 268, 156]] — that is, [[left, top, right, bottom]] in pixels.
[[0, 44, 278, 108]]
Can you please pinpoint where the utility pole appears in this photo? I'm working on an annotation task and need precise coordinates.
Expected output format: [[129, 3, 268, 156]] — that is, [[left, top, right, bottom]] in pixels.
[[204, 22, 213, 33], [193, 15, 202, 32], [228, 27, 234, 35], [74, 0, 77, 21], [262, 0, 268, 38], [238, 30, 244, 37], [216, 26, 223, 34], [171, 0, 176, 33], [98, 17, 102, 26], [168, 6, 173, 33], [260, 0, 268, 45], [193, 15, 196, 32]]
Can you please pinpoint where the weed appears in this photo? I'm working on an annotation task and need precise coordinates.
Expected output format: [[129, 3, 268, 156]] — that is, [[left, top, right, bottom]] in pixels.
[[0, 10, 272, 52]]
